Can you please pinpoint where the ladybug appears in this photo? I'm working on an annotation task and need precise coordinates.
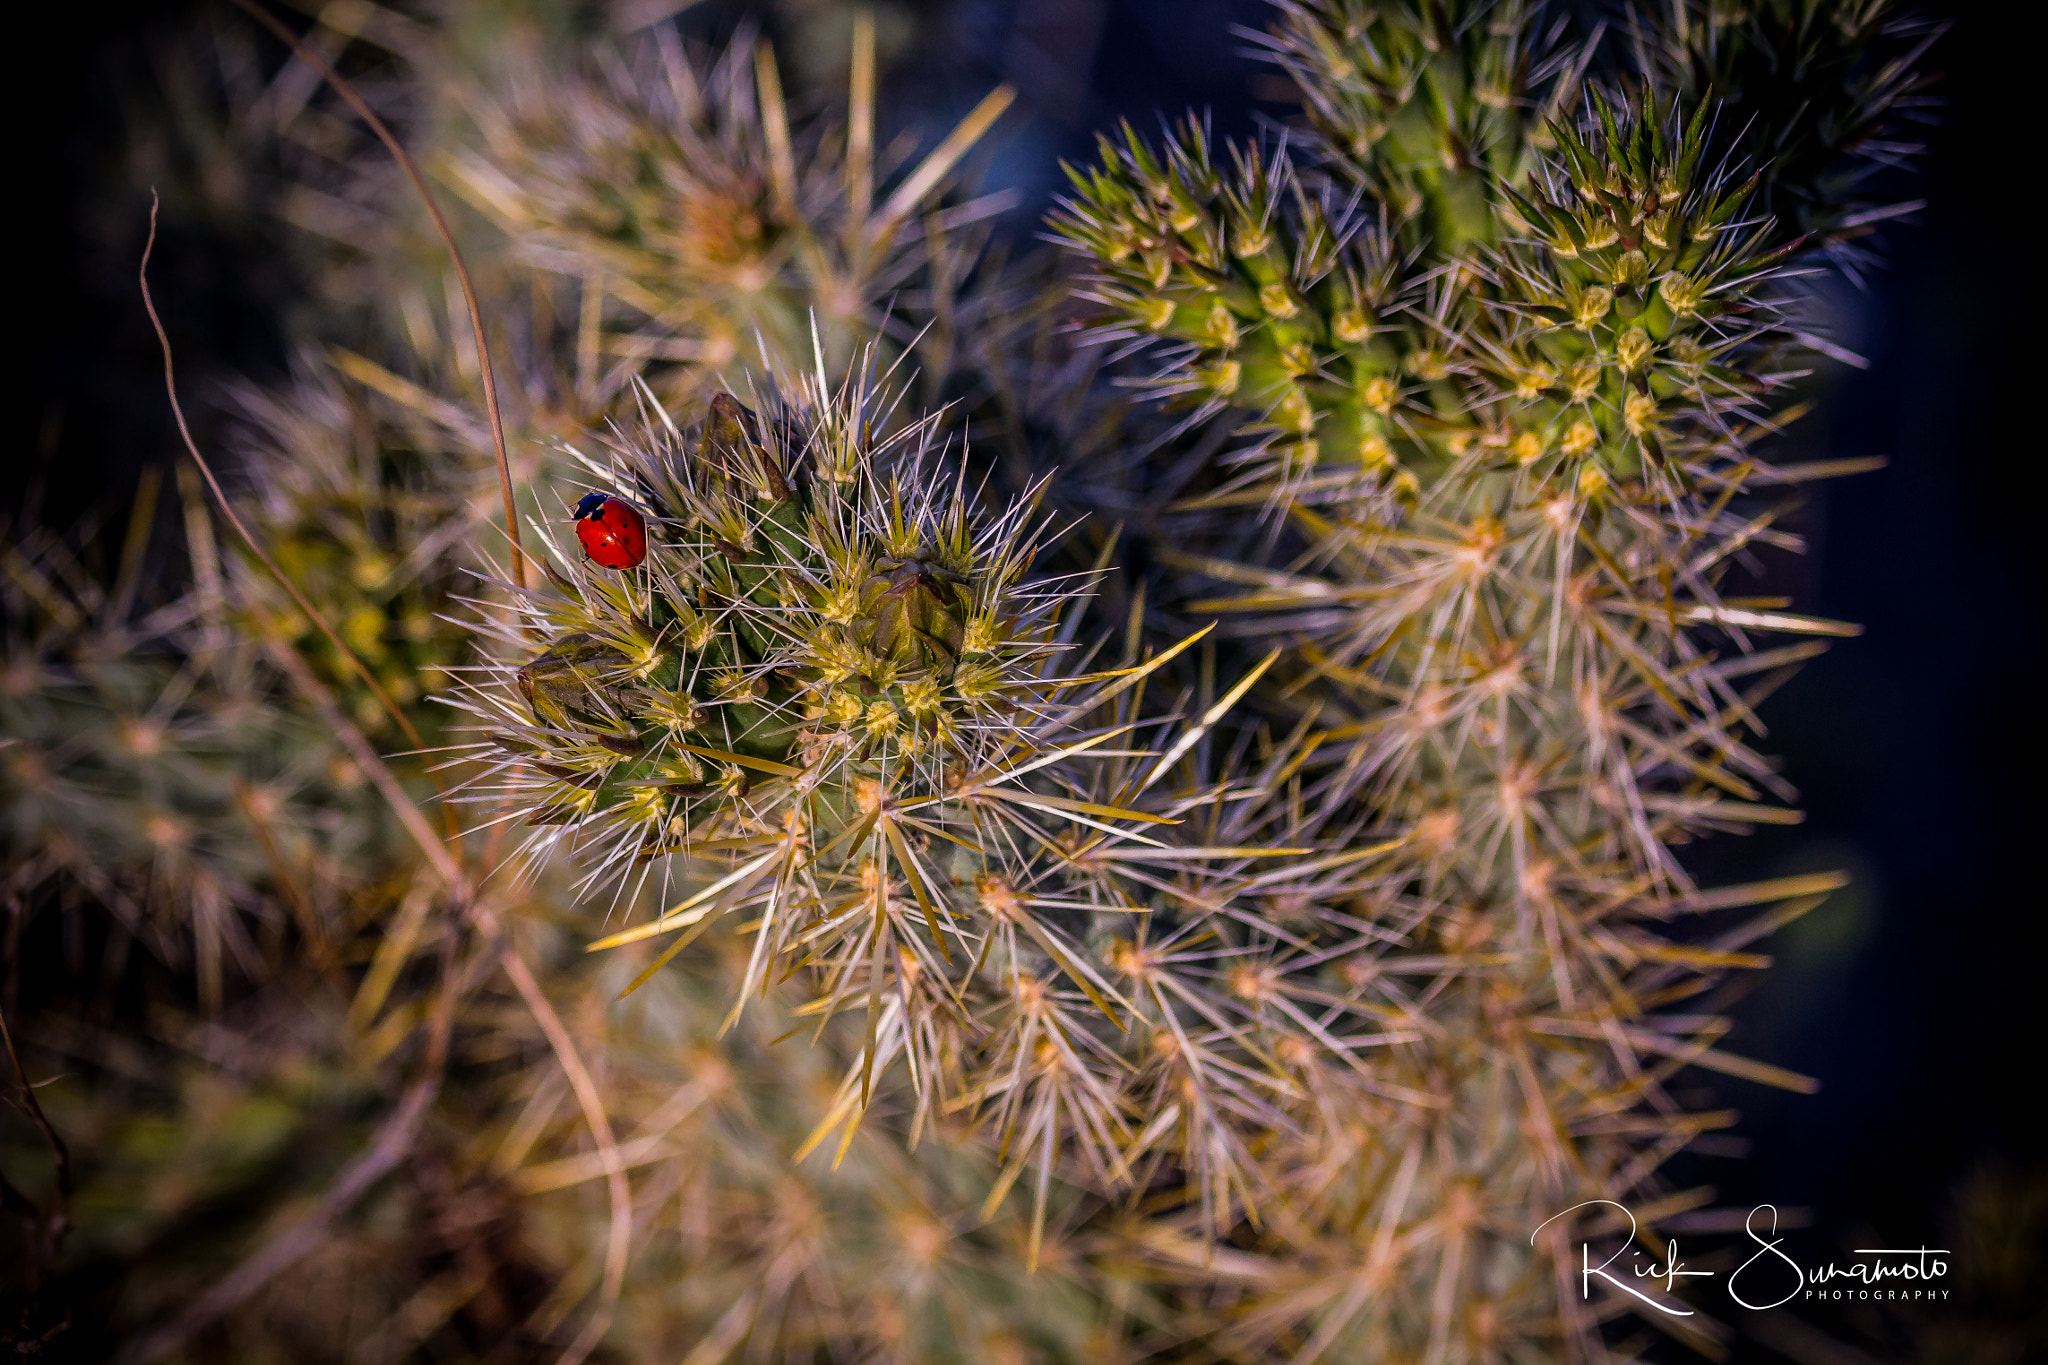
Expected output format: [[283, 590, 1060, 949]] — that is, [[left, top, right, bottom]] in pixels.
[[572, 492, 648, 570]]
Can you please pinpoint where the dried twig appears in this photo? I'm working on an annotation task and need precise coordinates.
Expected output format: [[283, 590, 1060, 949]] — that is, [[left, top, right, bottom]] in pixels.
[[224, 0, 526, 592], [144, 219, 627, 1362], [139, 194, 435, 761], [1, 1002, 73, 1323], [498, 947, 631, 1365]]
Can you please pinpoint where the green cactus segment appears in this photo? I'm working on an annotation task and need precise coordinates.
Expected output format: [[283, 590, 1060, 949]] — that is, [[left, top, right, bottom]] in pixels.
[[1052, 121, 1445, 500], [1057, 88, 1807, 505], [1481, 89, 1788, 483], [479, 379, 1041, 883], [224, 361, 490, 740], [1178, 103, 1835, 1362], [1265, 0, 1563, 254]]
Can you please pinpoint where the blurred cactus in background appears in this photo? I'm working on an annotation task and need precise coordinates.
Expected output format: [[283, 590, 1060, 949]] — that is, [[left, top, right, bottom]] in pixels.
[[3, 1, 1961, 1363], [442, 20, 1014, 407]]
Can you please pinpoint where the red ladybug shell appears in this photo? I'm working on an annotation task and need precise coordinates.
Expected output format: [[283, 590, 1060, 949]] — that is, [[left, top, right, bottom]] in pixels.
[[572, 493, 648, 570]]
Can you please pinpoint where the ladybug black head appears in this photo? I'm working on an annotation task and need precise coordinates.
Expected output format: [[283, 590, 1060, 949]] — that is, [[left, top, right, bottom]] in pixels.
[[573, 492, 608, 520]]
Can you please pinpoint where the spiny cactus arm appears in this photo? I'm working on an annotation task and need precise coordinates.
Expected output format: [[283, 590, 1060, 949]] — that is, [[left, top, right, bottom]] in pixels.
[[479, 409, 1372, 1260], [1049, 0, 1933, 1333], [1652, 0, 1942, 252], [1056, 3, 1931, 514], [1052, 122, 1467, 505], [457, 370, 1247, 1075], [1259, 0, 1585, 253], [1136, 92, 1893, 1357], [783, 660, 1412, 1257], [1478, 89, 1795, 490]]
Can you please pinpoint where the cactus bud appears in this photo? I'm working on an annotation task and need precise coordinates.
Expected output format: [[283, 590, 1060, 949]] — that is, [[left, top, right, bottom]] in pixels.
[[1191, 301, 1235, 350], [1659, 271, 1705, 316], [1362, 374, 1400, 414], [1566, 363, 1601, 403], [860, 557, 970, 676], [1200, 358, 1243, 398], [1137, 295, 1177, 331], [1513, 363, 1558, 399], [1623, 390, 1660, 437], [1270, 385, 1317, 434]]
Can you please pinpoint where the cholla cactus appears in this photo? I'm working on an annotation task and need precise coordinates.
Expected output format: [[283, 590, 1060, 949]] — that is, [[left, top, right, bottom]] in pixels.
[[1257, 0, 1580, 253], [13, 870, 1138, 1364], [1056, 1, 1929, 1359], [462, 359, 1394, 1265], [217, 355, 510, 740], [0, 495, 390, 1010], [465, 364, 1118, 1046], [443, 18, 1012, 408], [8, 11, 1101, 1362]]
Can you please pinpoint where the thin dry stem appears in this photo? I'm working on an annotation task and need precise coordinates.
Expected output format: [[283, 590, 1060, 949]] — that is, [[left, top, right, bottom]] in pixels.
[[225, 0, 526, 592], [140, 193, 437, 760], [499, 946, 631, 1365], [0, 1003, 72, 1291]]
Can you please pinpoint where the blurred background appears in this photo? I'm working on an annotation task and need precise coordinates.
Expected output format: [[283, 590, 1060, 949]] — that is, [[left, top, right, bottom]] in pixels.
[[11, 0, 2044, 1359]]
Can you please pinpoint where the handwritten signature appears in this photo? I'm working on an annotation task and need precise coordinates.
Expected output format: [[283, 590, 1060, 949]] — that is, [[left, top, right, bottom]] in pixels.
[[1531, 1200, 1951, 1313]]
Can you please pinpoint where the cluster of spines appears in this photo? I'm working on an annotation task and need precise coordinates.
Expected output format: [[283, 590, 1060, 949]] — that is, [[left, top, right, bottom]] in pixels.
[[219, 356, 497, 738], [1653, 0, 1939, 257], [463, 369, 1064, 899], [1477, 90, 1793, 492], [0, 489, 388, 1012], [459, 363, 1502, 1266]]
